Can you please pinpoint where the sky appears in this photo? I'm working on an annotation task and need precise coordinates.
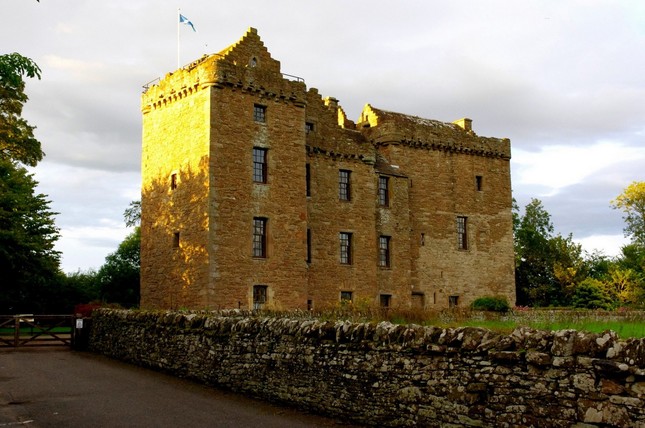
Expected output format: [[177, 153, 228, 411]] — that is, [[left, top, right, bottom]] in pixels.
[[3, 0, 644, 273]]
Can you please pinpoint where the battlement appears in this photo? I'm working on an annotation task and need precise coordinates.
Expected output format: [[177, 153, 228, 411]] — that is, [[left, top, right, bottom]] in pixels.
[[358, 104, 511, 159]]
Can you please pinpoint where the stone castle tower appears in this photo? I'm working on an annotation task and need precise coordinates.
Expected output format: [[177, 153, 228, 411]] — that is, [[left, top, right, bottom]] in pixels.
[[140, 28, 515, 310]]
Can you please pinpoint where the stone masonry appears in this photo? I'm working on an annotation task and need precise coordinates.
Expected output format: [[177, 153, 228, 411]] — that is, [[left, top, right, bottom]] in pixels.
[[140, 28, 515, 311], [90, 309, 645, 427]]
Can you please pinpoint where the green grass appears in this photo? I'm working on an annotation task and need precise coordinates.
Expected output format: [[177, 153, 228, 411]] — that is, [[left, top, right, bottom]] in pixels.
[[420, 310, 645, 339], [0, 326, 72, 335], [300, 305, 645, 339], [449, 318, 645, 338]]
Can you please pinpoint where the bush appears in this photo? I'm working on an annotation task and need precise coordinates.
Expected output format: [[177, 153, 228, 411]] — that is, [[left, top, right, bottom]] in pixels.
[[572, 279, 614, 310], [471, 296, 511, 312]]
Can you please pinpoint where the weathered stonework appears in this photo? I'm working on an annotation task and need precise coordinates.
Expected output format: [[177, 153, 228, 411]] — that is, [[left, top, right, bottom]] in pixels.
[[90, 310, 645, 427], [140, 28, 515, 311]]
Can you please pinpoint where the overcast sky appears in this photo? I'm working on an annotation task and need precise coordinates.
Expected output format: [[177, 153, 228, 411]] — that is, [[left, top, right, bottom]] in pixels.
[[3, 0, 644, 273]]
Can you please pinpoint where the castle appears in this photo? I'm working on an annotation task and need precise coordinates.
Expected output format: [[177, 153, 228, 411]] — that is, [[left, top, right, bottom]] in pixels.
[[139, 28, 515, 311]]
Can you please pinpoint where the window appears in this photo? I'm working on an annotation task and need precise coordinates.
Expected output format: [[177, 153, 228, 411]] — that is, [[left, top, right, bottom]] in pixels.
[[253, 285, 267, 310], [305, 122, 314, 133], [253, 104, 266, 123], [412, 292, 425, 309], [306, 228, 312, 263], [457, 216, 468, 250], [253, 148, 267, 183], [340, 291, 353, 303], [253, 217, 267, 258], [449, 295, 459, 308], [307, 299, 313, 311], [170, 173, 178, 190], [378, 176, 389, 206], [339, 170, 351, 201], [305, 163, 311, 196], [172, 232, 180, 248], [378, 235, 391, 268], [339, 232, 352, 265], [476, 175, 483, 191], [380, 294, 391, 308]]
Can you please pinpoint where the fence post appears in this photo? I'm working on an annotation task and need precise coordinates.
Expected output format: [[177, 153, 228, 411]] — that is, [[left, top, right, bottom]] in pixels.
[[13, 316, 19, 347]]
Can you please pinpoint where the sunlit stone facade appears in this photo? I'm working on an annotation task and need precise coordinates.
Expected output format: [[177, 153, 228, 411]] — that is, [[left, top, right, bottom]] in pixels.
[[140, 28, 515, 310]]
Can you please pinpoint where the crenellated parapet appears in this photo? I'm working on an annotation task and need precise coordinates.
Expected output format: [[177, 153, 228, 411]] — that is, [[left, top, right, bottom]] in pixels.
[[359, 104, 511, 159]]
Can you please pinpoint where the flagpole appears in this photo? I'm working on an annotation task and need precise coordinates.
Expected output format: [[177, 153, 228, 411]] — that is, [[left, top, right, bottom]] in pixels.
[[177, 8, 181, 69]]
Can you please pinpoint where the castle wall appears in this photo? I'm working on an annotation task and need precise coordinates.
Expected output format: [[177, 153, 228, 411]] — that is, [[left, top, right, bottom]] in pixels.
[[141, 81, 211, 309], [208, 86, 308, 309], [363, 102, 515, 309], [379, 144, 515, 308], [90, 309, 645, 427], [304, 91, 412, 309]]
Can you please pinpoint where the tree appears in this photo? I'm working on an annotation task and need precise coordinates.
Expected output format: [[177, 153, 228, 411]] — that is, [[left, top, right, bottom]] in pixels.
[[514, 199, 558, 306], [123, 200, 141, 227], [571, 278, 613, 310], [611, 181, 645, 247], [514, 199, 588, 307], [0, 159, 61, 313], [0, 53, 43, 167], [96, 227, 140, 307], [94, 202, 141, 307], [0, 53, 64, 313]]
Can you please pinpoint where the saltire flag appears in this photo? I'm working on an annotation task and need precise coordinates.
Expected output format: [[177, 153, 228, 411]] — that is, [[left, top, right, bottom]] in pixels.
[[179, 14, 196, 32]]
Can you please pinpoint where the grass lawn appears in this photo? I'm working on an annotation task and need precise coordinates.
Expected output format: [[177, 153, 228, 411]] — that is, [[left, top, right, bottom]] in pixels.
[[310, 306, 645, 339], [417, 309, 645, 339]]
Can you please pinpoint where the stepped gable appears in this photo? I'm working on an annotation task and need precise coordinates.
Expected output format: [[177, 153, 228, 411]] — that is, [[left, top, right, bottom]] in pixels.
[[142, 28, 306, 114], [217, 27, 282, 75], [359, 104, 511, 159]]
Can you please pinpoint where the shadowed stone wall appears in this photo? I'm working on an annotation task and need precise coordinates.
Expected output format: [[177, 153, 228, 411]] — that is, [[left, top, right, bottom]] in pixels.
[[89, 309, 645, 427]]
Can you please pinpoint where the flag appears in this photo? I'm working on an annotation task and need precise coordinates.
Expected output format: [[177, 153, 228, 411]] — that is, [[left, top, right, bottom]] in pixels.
[[179, 14, 196, 32]]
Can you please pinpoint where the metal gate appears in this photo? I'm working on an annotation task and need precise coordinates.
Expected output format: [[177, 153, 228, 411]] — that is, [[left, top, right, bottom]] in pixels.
[[0, 315, 75, 347]]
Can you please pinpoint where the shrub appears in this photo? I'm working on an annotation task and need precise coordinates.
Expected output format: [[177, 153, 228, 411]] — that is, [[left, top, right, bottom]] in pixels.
[[572, 278, 614, 310], [471, 296, 511, 312]]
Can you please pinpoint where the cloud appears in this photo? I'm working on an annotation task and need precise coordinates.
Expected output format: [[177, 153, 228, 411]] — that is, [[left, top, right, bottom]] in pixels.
[[513, 142, 645, 195], [5, 0, 645, 272]]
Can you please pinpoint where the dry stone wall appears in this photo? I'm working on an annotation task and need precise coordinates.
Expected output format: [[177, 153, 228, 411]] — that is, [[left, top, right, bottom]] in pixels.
[[89, 309, 645, 427]]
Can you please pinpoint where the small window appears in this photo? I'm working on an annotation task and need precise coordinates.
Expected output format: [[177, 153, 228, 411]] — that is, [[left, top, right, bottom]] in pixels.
[[378, 176, 389, 206], [253, 147, 267, 183], [306, 228, 312, 263], [253, 285, 267, 310], [173, 232, 180, 248], [420, 233, 425, 246], [305, 163, 311, 197], [307, 299, 313, 311], [378, 235, 391, 268], [339, 232, 352, 265], [249, 57, 257, 67], [340, 291, 353, 303], [476, 175, 483, 191], [170, 173, 178, 190], [253, 217, 267, 258], [253, 104, 266, 123], [449, 295, 459, 308], [457, 216, 468, 250], [339, 170, 351, 201], [380, 294, 391, 308], [305, 122, 314, 134]]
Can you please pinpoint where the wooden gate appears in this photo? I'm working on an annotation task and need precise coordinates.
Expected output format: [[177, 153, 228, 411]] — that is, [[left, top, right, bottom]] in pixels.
[[0, 315, 75, 347]]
